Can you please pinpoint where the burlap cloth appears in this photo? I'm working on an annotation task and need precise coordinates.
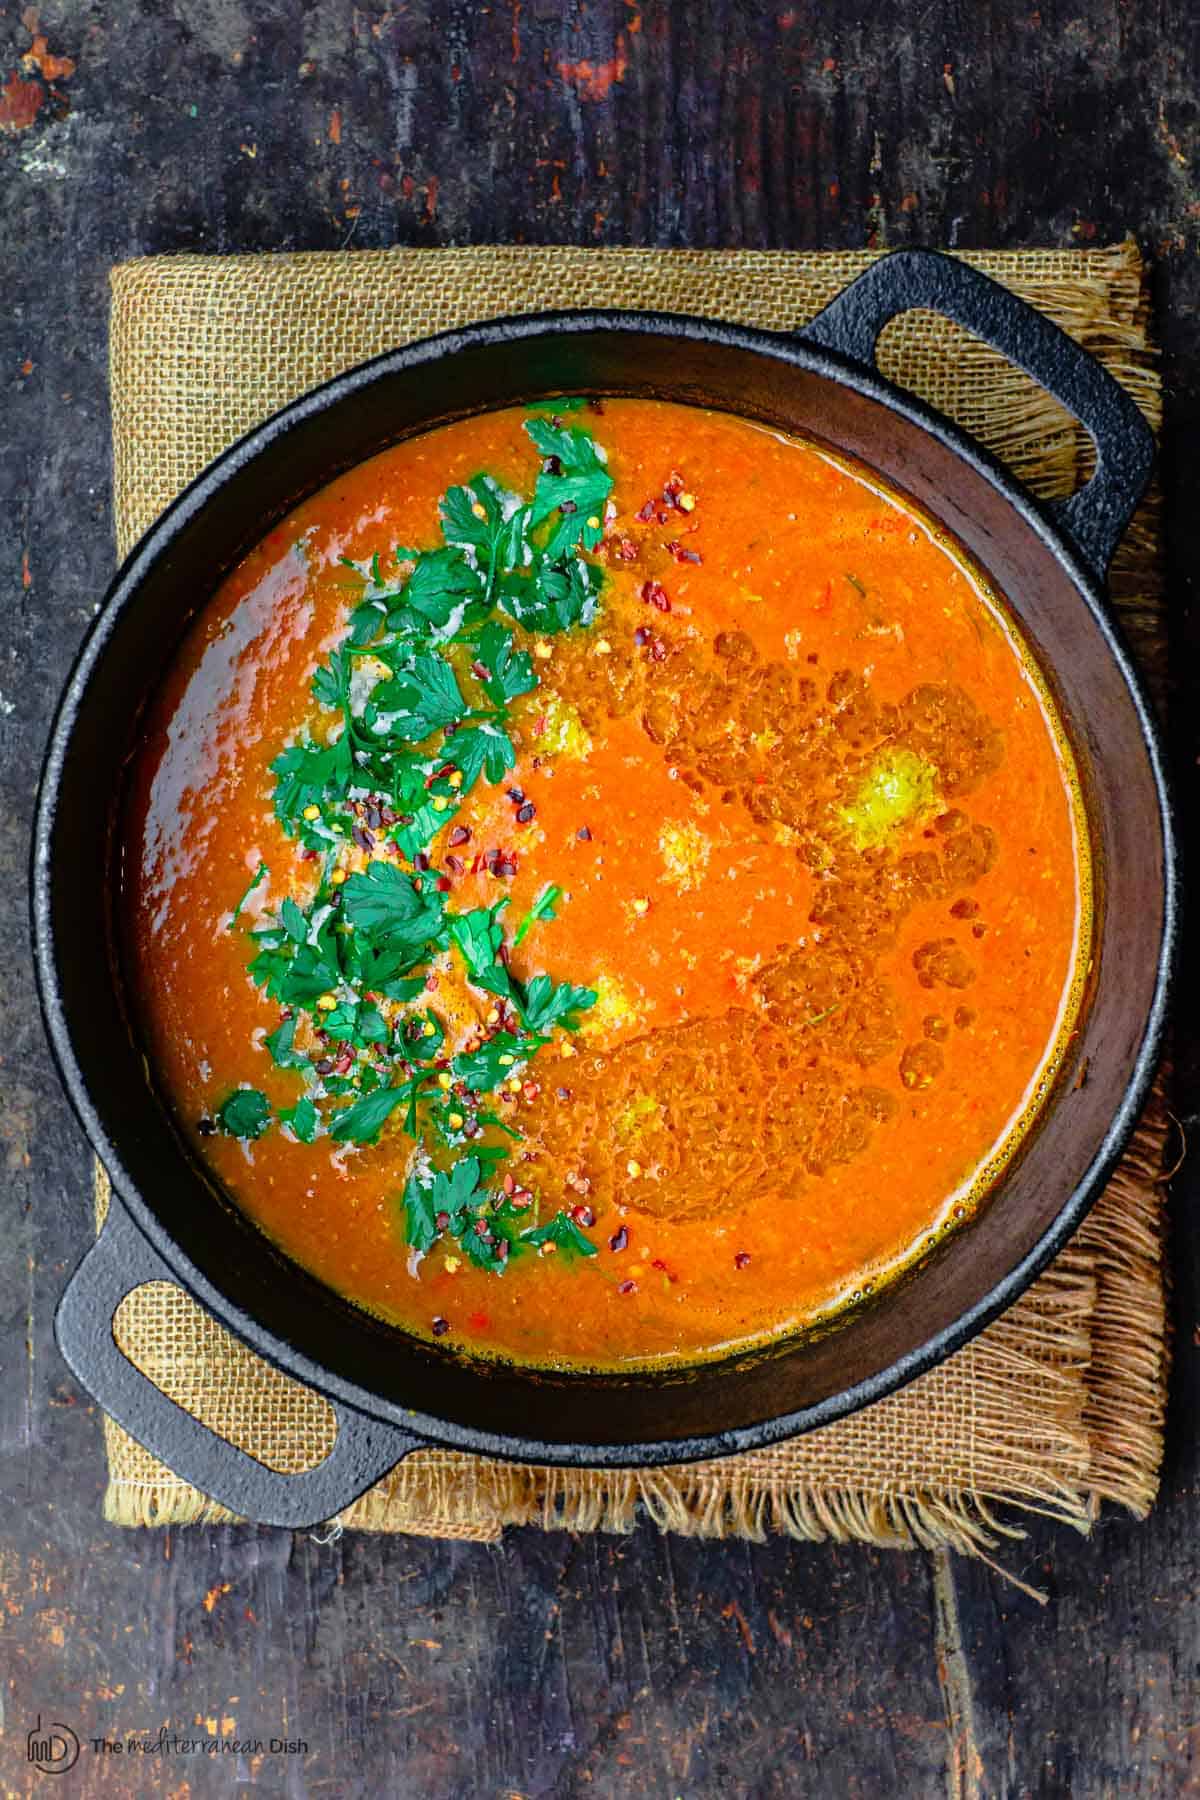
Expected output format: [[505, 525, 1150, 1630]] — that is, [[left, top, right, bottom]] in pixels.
[[96, 243, 1170, 1558]]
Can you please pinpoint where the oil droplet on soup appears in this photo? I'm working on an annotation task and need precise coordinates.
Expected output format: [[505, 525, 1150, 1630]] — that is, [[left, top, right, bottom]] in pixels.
[[123, 400, 1090, 1371]]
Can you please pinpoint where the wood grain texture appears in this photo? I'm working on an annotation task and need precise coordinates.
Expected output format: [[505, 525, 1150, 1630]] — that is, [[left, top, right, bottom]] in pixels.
[[1, 2, 1198, 1795]]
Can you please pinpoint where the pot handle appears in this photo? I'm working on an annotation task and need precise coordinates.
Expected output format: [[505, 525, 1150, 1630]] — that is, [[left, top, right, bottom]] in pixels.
[[798, 248, 1155, 584], [56, 1194, 423, 1528]]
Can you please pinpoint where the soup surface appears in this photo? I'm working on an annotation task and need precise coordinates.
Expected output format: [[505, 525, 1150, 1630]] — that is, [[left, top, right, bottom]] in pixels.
[[124, 398, 1089, 1370]]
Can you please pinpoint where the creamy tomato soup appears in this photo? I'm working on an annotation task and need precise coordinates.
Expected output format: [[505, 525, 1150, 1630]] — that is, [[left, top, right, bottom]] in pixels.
[[123, 399, 1089, 1369]]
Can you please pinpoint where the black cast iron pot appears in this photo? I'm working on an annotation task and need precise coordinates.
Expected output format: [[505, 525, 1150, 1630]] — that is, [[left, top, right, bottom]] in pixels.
[[33, 250, 1174, 1527]]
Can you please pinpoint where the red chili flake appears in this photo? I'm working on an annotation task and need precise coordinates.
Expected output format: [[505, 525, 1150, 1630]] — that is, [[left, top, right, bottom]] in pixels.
[[435, 875, 452, 893], [636, 499, 656, 522], [431, 1316, 451, 1337], [300, 847, 319, 862], [496, 1238, 510, 1263], [617, 1279, 638, 1296], [663, 470, 685, 497], [467, 1310, 490, 1331], [413, 850, 431, 872], [640, 579, 671, 611], [665, 539, 702, 565], [572, 1204, 596, 1227], [448, 824, 471, 847], [334, 1051, 354, 1075], [609, 1226, 629, 1252], [380, 806, 398, 825], [471, 659, 490, 681], [577, 825, 592, 841], [502, 1172, 516, 1194], [445, 853, 464, 875], [279, 1007, 294, 1021], [645, 637, 668, 663], [615, 538, 639, 562], [494, 854, 519, 879], [516, 802, 536, 824], [435, 1211, 451, 1230], [352, 825, 375, 853], [734, 1250, 751, 1269], [556, 1086, 572, 1100], [633, 625, 651, 646]]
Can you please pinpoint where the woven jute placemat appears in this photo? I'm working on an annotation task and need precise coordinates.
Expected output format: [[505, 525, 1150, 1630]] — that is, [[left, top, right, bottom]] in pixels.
[[96, 243, 1169, 1557]]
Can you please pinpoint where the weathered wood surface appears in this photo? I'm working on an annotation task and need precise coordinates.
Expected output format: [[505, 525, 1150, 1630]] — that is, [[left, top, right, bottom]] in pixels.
[[2, 3, 1198, 1794]]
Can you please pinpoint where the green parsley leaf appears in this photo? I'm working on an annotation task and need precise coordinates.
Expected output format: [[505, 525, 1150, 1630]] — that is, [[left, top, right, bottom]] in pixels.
[[475, 620, 536, 706], [448, 903, 512, 998], [264, 1014, 310, 1069], [520, 1210, 598, 1258], [513, 884, 561, 947], [216, 1088, 272, 1141], [279, 896, 308, 944], [271, 735, 353, 828], [399, 1011, 445, 1063], [375, 653, 467, 742], [525, 417, 613, 555], [518, 974, 597, 1034], [229, 861, 268, 928], [312, 646, 351, 710], [399, 547, 483, 628], [280, 1095, 319, 1143], [341, 862, 446, 954], [329, 1081, 418, 1145], [499, 552, 601, 635], [452, 1030, 545, 1093], [450, 720, 517, 788], [399, 1165, 440, 1253]]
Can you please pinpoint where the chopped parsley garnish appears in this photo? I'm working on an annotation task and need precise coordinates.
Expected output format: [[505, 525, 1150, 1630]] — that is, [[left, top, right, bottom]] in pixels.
[[398, 1156, 598, 1271], [229, 861, 268, 928], [217, 1088, 272, 1141], [216, 402, 609, 1278], [513, 883, 561, 948]]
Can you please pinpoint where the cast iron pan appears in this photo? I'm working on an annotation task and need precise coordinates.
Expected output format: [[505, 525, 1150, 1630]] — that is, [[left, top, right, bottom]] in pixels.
[[33, 251, 1174, 1526]]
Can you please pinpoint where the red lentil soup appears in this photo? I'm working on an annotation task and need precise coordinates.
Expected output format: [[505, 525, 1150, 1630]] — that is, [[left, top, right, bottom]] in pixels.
[[123, 399, 1090, 1371]]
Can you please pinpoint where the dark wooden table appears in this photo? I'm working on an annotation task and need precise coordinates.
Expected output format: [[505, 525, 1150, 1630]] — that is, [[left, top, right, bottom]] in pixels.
[[3, 5, 1198, 1795]]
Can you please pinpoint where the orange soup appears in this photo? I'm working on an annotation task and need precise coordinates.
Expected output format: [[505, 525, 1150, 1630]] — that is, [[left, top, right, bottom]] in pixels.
[[123, 399, 1089, 1369]]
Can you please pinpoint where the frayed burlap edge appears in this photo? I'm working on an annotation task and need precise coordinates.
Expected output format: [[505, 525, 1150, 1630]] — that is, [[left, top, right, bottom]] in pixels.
[[95, 242, 1170, 1553]]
